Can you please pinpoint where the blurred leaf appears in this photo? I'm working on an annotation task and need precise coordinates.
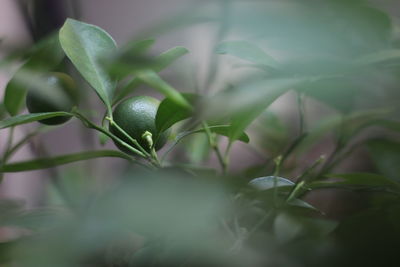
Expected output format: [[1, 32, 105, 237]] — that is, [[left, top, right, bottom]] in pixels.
[[367, 139, 400, 182], [59, 19, 117, 114], [295, 108, 393, 154], [155, 93, 197, 133], [273, 213, 303, 243], [354, 49, 400, 66], [162, 125, 249, 160], [0, 102, 6, 120], [183, 125, 250, 143], [253, 111, 289, 155], [274, 212, 337, 244], [309, 173, 400, 191], [300, 77, 359, 113], [374, 119, 400, 132], [287, 198, 317, 211], [122, 39, 155, 55], [0, 150, 131, 172], [4, 35, 64, 115], [249, 176, 294, 190], [211, 76, 312, 142], [0, 112, 72, 129], [112, 46, 189, 104], [216, 40, 279, 69], [153, 46, 189, 71], [136, 70, 190, 108]]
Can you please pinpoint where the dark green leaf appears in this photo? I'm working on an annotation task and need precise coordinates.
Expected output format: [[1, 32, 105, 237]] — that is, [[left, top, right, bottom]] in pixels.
[[0, 112, 72, 129], [0, 150, 131, 172], [309, 173, 400, 191], [4, 34, 64, 115], [155, 93, 197, 133], [216, 40, 279, 69], [367, 139, 400, 182], [59, 19, 117, 114], [0, 102, 6, 120]]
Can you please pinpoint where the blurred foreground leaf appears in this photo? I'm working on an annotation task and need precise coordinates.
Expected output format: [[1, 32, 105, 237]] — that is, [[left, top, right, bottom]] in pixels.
[[4, 35, 64, 115]]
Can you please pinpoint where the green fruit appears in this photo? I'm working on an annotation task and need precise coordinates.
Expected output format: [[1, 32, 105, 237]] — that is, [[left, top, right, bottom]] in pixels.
[[110, 96, 170, 154], [26, 72, 77, 125]]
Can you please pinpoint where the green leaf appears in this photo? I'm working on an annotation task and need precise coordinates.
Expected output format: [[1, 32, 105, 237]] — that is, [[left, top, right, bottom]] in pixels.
[[295, 108, 393, 154], [59, 19, 117, 114], [112, 46, 189, 104], [354, 49, 400, 66], [188, 125, 250, 143], [0, 150, 131, 172], [309, 173, 400, 191], [249, 176, 294, 190], [0, 112, 72, 129], [156, 93, 196, 133], [4, 34, 64, 115], [300, 77, 359, 113], [216, 40, 279, 69], [367, 139, 400, 182], [162, 125, 249, 160], [136, 69, 190, 108], [152, 46, 189, 71], [123, 39, 155, 54], [0, 102, 6, 120], [212, 77, 311, 142]]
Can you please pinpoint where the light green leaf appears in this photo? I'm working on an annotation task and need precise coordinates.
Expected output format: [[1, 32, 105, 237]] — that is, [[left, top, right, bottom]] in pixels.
[[214, 77, 311, 142], [354, 49, 400, 66], [152, 46, 189, 71], [162, 125, 249, 161], [0, 112, 72, 129], [112, 46, 189, 104], [59, 19, 117, 114], [216, 40, 279, 69], [0, 150, 130, 172], [136, 70, 190, 108], [249, 176, 294, 190]]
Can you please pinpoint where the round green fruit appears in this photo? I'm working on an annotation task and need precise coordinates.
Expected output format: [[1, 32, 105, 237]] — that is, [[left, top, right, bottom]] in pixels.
[[26, 72, 77, 125], [110, 96, 170, 154]]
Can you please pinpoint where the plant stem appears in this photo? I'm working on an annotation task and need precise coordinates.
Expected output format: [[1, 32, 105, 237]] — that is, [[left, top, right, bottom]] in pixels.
[[201, 121, 227, 174], [72, 111, 147, 159], [273, 155, 282, 207], [106, 117, 151, 158], [3, 126, 47, 162], [297, 92, 306, 136]]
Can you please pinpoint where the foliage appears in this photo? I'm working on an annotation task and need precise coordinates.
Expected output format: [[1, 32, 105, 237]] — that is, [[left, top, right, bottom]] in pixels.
[[1, 0, 400, 266]]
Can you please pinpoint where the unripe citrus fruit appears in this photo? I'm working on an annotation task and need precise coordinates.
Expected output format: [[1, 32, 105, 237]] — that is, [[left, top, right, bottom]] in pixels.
[[26, 72, 77, 125], [110, 96, 170, 153]]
